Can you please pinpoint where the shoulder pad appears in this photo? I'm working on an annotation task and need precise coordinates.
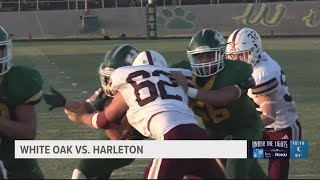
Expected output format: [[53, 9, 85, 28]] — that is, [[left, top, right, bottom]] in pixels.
[[169, 68, 192, 77], [251, 64, 278, 95], [110, 66, 132, 91], [225, 59, 253, 82], [7, 66, 43, 104]]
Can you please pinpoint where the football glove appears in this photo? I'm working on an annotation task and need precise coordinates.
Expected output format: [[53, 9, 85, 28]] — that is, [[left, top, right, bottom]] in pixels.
[[237, 75, 256, 94], [91, 91, 110, 111], [43, 87, 66, 111]]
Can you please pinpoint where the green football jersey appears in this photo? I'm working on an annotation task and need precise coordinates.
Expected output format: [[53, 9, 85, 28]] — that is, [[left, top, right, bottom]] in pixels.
[[190, 60, 262, 138], [0, 65, 43, 159]]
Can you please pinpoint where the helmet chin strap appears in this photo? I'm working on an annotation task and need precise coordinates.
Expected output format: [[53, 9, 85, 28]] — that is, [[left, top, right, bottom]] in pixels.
[[251, 53, 261, 67]]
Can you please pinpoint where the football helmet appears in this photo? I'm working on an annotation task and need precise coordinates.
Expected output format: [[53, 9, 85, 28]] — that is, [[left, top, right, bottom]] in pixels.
[[187, 28, 226, 77], [0, 26, 12, 75], [99, 44, 139, 96], [226, 28, 262, 66], [132, 50, 168, 68]]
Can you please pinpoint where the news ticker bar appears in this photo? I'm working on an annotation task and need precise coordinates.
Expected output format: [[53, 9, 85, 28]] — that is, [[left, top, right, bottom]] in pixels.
[[15, 140, 308, 159]]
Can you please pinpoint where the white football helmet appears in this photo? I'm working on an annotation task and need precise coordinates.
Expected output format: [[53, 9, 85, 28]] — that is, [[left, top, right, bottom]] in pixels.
[[0, 26, 12, 75], [132, 50, 168, 68], [226, 28, 262, 66]]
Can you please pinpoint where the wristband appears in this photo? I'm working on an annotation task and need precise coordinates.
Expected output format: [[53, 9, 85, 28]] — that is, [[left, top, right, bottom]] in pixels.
[[85, 98, 93, 105], [187, 87, 198, 98], [91, 112, 100, 129]]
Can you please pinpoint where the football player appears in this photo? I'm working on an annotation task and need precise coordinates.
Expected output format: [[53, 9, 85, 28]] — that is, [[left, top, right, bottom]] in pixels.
[[45, 49, 253, 178], [0, 26, 44, 178], [226, 27, 302, 179], [44, 44, 146, 179], [62, 50, 256, 179], [171, 28, 268, 179]]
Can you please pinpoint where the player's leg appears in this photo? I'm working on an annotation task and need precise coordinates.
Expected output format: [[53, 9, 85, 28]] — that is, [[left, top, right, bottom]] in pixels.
[[74, 158, 135, 179], [72, 131, 136, 179], [5, 159, 44, 179], [231, 126, 268, 179], [143, 154, 226, 179], [246, 130, 268, 179], [187, 159, 226, 179], [143, 158, 187, 179], [248, 159, 269, 179], [265, 120, 302, 179], [143, 124, 194, 179], [225, 158, 251, 179], [0, 160, 7, 179], [224, 153, 267, 179], [151, 123, 226, 179], [72, 130, 147, 179], [264, 129, 290, 179]]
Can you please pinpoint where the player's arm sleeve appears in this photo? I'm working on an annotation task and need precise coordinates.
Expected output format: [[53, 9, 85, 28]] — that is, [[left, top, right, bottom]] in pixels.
[[174, 68, 194, 87], [251, 68, 278, 96], [175, 68, 244, 105], [194, 85, 241, 107], [255, 94, 277, 126], [22, 69, 44, 105], [24, 91, 42, 105], [236, 60, 253, 83]]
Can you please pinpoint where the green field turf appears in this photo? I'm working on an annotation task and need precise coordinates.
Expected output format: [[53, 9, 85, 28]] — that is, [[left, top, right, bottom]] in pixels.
[[12, 38, 320, 179]]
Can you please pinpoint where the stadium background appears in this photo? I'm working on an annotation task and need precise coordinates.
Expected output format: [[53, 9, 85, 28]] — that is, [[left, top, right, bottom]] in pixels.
[[0, 0, 320, 38], [1, 0, 320, 179]]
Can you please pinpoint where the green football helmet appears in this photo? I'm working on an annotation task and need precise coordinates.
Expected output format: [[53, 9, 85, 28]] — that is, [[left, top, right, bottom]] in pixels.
[[0, 26, 12, 75], [99, 44, 139, 96], [187, 28, 226, 77]]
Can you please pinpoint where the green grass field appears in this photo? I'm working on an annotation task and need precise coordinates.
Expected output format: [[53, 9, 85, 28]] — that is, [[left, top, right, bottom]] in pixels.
[[12, 38, 320, 179]]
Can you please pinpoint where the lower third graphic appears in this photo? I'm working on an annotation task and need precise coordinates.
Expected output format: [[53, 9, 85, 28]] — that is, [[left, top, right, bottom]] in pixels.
[[290, 140, 308, 159]]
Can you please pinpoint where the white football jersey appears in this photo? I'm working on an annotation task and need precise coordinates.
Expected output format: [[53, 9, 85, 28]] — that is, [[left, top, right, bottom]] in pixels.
[[110, 65, 196, 138], [248, 52, 298, 130]]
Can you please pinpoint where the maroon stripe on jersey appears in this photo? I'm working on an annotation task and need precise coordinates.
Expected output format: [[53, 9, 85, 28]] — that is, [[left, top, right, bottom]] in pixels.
[[252, 83, 278, 95], [188, 83, 195, 88], [145, 51, 154, 65], [186, 75, 193, 87], [97, 112, 110, 129], [253, 77, 277, 89], [231, 29, 241, 49], [251, 77, 278, 95], [185, 75, 193, 87], [296, 120, 302, 140], [186, 75, 192, 80]]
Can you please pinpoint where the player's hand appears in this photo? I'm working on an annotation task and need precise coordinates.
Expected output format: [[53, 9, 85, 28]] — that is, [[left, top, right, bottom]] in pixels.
[[170, 71, 188, 92], [43, 87, 66, 111], [64, 100, 87, 122], [64, 109, 82, 122], [65, 100, 88, 113], [86, 88, 110, 111], [237, 75, 256, 94], [86, 88, 103, 104]]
